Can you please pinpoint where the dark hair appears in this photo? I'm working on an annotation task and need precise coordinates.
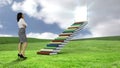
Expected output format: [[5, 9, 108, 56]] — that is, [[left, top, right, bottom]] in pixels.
[[17, 12, 23, 22]]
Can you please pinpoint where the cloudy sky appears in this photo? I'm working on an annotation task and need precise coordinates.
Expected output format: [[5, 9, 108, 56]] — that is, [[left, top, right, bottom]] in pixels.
[[0, 0, 120, 39]]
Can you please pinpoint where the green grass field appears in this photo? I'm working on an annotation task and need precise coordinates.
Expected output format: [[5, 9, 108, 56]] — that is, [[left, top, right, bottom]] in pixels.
[[0, 36, 120, 68]]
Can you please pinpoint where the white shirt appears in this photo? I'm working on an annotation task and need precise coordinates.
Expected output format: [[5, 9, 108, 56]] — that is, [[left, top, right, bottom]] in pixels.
[[18, 18, 27, 28]]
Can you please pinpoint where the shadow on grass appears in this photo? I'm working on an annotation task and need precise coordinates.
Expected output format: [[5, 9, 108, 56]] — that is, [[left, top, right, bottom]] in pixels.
[[58, 51, 72, 55], [3, 58, 27, 67]]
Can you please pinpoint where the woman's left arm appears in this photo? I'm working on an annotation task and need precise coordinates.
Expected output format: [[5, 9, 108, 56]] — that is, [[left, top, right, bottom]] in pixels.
[[21, 19, 27, 28]]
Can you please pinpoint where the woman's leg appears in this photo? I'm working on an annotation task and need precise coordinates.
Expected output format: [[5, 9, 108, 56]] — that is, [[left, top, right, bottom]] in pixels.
[[21, 42, 28, 56], [18, 43, 22, 54]]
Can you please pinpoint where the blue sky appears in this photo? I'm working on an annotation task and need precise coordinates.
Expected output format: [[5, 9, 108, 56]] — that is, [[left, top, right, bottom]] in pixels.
[[0, 0, 66, 38], [0, 0, 120, 39]]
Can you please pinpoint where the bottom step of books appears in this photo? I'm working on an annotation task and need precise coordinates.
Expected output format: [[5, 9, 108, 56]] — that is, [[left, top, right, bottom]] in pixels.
[[37, 51, 57, 55]]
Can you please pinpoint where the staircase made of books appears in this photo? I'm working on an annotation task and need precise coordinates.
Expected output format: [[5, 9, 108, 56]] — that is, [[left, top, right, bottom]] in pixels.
[[37, 21, 87, 55]]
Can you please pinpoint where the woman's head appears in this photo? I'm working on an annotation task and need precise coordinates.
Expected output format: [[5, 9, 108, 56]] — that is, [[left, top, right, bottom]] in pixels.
[[17, 12, 24, 22]]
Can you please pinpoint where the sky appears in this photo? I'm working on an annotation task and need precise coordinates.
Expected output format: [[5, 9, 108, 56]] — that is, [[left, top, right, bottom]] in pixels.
[[0, 0, 120, 39]]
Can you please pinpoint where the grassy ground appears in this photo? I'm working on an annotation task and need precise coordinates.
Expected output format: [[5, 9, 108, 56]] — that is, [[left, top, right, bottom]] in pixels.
[[0, 36, 120, 68]]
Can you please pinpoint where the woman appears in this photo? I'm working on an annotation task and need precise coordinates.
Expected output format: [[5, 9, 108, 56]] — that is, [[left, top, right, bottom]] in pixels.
[[17, 12, 28, 59]]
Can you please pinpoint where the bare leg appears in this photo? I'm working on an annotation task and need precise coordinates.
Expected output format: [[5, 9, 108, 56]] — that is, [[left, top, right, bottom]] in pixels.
[[21, 42, 28, 56], [18, 43, 22, 54]]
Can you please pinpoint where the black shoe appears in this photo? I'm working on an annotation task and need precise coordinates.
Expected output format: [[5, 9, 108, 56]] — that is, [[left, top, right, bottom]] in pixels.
[[20, 54, 27, 59], [18, 54, 21, 57]]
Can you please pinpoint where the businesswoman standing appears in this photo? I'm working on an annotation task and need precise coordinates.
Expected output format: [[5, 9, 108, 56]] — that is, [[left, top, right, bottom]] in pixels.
[[17, 12, 28, 59]]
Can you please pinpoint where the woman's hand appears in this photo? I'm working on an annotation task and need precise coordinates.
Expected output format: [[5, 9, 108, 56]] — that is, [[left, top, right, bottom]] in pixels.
[[23, 24, 27, 28]]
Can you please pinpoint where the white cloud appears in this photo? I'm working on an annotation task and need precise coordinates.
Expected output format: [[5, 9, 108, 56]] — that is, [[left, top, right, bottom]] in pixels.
[[0, 34, 13, 37], [0, 24, 3, 29], [88, 19, 120, 37], [27, 32, 58, 39], [12, 0, 38, 17], [0, 0, 13, 7], [87, 0, 120, 38], [74, 6, 87, 22], [11, 0, 87, 29]]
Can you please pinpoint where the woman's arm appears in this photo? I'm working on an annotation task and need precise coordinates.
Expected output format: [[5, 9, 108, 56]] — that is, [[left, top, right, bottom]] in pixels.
[[22, 24, 27, 28], [21, 18, 27, 28]]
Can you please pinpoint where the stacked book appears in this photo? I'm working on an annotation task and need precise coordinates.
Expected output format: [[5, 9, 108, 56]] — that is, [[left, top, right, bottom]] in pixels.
[[37, 21, 87, 55]]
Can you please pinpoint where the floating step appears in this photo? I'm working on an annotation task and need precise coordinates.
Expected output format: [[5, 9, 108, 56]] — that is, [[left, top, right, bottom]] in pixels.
[[47, 44, 64, 47], [40, 49, 60, 52], [66, 27, 78, 30], [64, 29, 76, 31], [55, 38, 67, 40], [37, 51, 57, 55], [57, 37, 70, 41], [63, 31, 74, 33], [72, 23, 81, 26], [60, 33, 73, 35], [62, 31, 74, 33], [68, 26, 80, 28], [71, 25, 81, 27], [57, 36, 69, 38], [59, 33, 72, 36], [37, 51, 52, 55], [40, 49, 54, 51], [62, 30, 76, 33], [47, 44, 60, 46], [49, 42, 63, 44], [71, 22, 83, 26], [44, 47, 56, 50], [45, 46, 63, 50], [52, 40, 64, 42], [49, 42, 67, 45], [68, 27, 79, 29], [55, 37, 67, 39], [74, 22, 84, 24]]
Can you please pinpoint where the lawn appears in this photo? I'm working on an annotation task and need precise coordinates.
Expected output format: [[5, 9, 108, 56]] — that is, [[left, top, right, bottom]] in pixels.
[[0, 36, 120, 68]]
